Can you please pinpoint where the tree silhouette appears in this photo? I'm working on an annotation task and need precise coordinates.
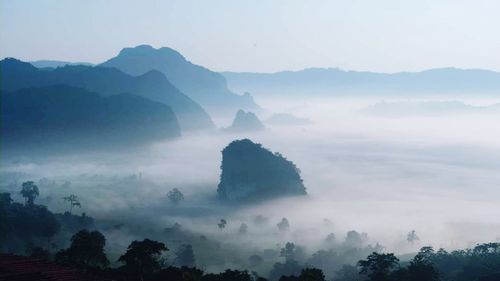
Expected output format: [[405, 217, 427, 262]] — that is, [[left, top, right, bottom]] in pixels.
[[218, 219, 227, 229], [407, 230, 419, 244], [406, 247, 440, 281], [63, 194, 81, 214], [239, 223, 248, 234], [174, 244, 195, 267], [280, 242, 298, 261], [277, 218, 290, 232], [20, 181, 39, 206], [167, 188, 184, 204], [358, 252, 399, 281], [55, 229, 109, 269], [118, 238, 168, 280], [299, 268, 326, 281]]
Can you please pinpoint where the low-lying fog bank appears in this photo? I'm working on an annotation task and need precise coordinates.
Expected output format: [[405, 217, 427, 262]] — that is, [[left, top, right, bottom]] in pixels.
[[2, 96, 500, 267]]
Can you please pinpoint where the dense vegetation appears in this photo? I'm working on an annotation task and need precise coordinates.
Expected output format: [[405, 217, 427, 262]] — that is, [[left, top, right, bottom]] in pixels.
[[0, 58, 213, 130], [1, 182, 500, 280], [1, 85, 180, 152], [217, 139, 306, 202]]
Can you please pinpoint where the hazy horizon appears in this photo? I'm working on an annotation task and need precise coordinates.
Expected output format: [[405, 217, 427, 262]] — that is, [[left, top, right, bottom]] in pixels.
[[2, 0, 500, 73]]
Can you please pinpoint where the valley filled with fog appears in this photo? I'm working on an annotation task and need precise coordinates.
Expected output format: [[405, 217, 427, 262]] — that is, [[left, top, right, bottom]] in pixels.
[[2, 94, 500, 274]]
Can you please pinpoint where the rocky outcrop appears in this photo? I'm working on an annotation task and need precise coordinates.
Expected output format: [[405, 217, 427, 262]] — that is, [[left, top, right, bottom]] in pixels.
[[225, 110, 264, 132], [217, 139, 306, 202]]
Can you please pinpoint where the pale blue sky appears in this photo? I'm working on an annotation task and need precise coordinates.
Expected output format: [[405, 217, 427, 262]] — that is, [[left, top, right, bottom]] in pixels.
[[1, 0, 499, 73]]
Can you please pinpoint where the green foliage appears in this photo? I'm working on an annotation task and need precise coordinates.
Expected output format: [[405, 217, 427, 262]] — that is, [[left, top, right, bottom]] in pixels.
[[20, 181, 39, 206], [358, 252, 399, 281], [202, 269, 252, 281], [55, 229, 109, 269], [167, 188, 185, 204], [217, 139, 306, 202], [118, 238, 168, 278], [0, 197, 60, 252]]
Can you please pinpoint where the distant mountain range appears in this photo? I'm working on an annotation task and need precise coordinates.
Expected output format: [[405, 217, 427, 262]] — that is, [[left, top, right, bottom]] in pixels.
[[363, 100, 500, 116], [1, 85, 180, 152], [1, 58, 214, 131], [223, 68, 500, 97], [101, 45, 260, 115], [30, 60, 94, 68]]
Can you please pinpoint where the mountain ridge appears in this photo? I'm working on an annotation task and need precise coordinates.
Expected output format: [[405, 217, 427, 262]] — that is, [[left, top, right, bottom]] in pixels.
[[100, 45, 260, 116], [0, 58, 214, 131]]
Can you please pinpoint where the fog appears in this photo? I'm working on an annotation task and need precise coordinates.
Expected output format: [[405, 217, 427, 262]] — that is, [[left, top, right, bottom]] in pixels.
[[2, 95, 500, 272]]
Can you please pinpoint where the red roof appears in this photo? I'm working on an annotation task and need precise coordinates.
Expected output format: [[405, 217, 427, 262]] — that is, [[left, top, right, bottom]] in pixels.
[[0, 254, 107, 281]]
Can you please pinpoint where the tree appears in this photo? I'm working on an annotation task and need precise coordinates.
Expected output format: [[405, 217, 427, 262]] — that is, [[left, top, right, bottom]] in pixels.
[[407, 230, 419, 244], [218, 219, 227, 229], [20, 181, 39, 206], [334, 265, 359, 281], [277, 218, 290, 232], [63, 194, 81, 214], [280, 242, 298, 261], [152, 266, 204, 281], [55, 229, 109, 269], [345, 230, 366, 248], [118, 238, 168, 280], [358, 252, 399, 281], [299, 268, 326, 281], [174, 244, 195, 267], [239, 223, 248, 234], [406, 247, 439, 281], [167, 188, 184, 204], [0, 193, 12, 206], [38, 206, 60, 250], [202, 269, 252, 281]]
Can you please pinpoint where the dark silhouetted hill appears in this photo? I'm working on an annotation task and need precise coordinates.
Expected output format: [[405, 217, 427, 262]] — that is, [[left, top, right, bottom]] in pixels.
[[100, 45, 260, 116], [217, 139, 306, 202], [223, 67, 500, 97], [1, 85, 180, 153], [225, 110, 264, 132], [0, 58, 214, 131]]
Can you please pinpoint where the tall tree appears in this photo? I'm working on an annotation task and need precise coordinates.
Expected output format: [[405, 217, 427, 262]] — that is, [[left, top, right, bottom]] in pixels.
[[407, 230, 419, 244], [20, 181, 39, 206], [118, 238, 168, 281], [167, 188, 184, 204], [406, 247, 440, 281], [358, 252, 399, 281], [277, 218, 290, 232], [63, 194, 81, 214], [218, 219, 227, 229], [55, 229, 109, 269]]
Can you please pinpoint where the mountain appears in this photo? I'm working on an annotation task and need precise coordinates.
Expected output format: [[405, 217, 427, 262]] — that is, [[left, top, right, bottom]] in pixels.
[[30, 60, 94, 68], [217, 139, 307, 203], [100, 45, 260, 116], [0, 58, 214, 130], [224, 110, 264, 132], [223, 68, 500, 97], [1, 85, 180, 152]]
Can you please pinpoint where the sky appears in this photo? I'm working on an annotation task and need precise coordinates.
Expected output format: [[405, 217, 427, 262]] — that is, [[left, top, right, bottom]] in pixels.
[[1, 0, 500, 73]]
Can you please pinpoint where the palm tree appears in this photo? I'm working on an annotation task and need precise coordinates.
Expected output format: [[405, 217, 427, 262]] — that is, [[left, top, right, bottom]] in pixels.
[[63, 194, 81, 214], [20, 181, 39, 206]]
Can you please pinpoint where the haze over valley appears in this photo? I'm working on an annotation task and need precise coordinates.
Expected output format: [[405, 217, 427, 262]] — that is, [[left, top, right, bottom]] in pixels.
[[1, 2, 500, 281]]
